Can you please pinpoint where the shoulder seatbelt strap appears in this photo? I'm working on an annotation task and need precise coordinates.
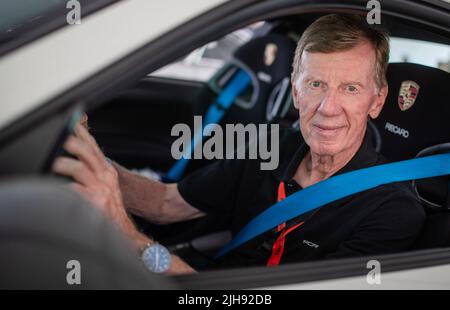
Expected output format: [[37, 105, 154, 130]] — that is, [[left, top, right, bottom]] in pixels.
[[165, 69, 251, 182], [216, 153, 450, 258]]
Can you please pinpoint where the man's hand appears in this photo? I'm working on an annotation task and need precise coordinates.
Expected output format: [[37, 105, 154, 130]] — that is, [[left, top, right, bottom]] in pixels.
[[52, 123, 148, 249], [52, 122, 196, 275]]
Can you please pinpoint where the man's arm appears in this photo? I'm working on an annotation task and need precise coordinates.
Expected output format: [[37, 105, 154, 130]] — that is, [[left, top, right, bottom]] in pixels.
[[113, 164, 206, 225]]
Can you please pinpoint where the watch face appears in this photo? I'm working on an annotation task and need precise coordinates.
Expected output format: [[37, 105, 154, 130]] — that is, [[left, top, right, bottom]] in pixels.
[[142, 244, 171, 274]]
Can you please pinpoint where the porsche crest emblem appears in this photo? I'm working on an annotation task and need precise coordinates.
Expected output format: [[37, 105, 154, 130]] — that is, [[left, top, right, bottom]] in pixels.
[[398, 80, 420, 111], [264, 43, 278, 66]]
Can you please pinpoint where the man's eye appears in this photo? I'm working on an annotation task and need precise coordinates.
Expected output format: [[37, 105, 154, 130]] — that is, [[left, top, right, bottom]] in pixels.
[[346, 85, 358, 93], [309, 81, 322, 88]]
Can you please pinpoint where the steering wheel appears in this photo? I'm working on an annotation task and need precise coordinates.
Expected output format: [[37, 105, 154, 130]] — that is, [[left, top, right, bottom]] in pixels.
[[207, 61, 259, 110], [43, 108, 84, 177]]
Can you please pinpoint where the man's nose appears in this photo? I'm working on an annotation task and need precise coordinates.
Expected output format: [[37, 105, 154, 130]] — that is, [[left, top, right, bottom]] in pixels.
[[317, 88, 343, 116]]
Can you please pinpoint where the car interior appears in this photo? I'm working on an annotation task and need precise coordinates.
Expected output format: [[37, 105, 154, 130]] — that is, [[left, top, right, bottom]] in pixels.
[[82, 12, 450, 269]]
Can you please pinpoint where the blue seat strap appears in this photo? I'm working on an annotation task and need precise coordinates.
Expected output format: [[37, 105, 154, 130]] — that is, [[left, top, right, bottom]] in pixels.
[[216, 153, 450, 258], [165, 69, 251, 182]]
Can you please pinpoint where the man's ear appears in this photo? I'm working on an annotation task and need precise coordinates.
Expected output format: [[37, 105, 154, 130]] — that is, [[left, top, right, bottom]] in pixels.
[[369, 84, 388, 119], [292, 83, 300, 109]]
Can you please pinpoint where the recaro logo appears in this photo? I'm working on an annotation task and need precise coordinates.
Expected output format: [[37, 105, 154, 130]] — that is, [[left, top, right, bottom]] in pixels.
[[384, 122, 409, 138]]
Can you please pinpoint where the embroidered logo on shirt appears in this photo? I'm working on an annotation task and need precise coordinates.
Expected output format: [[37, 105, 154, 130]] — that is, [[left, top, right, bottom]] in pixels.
[[302, 240, 320, 249], [264, 43, 278, 66]]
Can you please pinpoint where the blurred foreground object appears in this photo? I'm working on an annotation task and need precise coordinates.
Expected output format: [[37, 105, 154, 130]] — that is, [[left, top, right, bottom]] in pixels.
[[0, 179, 175, 289]]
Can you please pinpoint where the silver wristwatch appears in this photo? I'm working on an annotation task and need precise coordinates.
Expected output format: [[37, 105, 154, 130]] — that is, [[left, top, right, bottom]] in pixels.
[[141, 243, 172, 274]]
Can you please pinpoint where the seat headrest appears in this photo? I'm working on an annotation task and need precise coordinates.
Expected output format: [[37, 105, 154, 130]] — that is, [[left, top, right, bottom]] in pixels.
[[233, 33, 296, 88], [209, 33, 296, 122], [372, 63, 450, 161]]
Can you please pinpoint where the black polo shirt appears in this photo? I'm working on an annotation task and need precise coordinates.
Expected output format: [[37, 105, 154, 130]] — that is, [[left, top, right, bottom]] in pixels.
[[177, 127, 425, 268]]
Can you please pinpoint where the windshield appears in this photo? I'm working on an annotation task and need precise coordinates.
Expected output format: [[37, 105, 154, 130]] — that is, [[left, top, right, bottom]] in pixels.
[[0, 0, 67, 39], [0, 0, 117, 55]]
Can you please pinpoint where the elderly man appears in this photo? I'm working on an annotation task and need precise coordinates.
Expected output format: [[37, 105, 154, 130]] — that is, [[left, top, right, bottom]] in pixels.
[[53, 14, 425, 275]]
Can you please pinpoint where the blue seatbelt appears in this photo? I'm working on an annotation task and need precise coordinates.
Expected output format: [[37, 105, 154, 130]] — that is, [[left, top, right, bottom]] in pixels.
[[165, 69, 251, 182], [216, 153, 450, 258]]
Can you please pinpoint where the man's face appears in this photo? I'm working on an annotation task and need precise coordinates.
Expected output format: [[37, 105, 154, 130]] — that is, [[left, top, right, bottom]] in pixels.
[[292, 41, 388, 156]]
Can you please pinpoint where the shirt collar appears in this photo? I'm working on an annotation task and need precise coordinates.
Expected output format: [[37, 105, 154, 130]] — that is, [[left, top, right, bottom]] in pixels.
[[272, 128, 379, 182]]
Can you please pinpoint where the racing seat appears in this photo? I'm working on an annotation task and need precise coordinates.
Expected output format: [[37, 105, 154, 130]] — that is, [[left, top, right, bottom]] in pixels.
[[206, 33, 297, 127], [182, 32, 297, 174], [161, 33, 297, 180], [371, 63, 450, 161], [371, 63, 450, 249]]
